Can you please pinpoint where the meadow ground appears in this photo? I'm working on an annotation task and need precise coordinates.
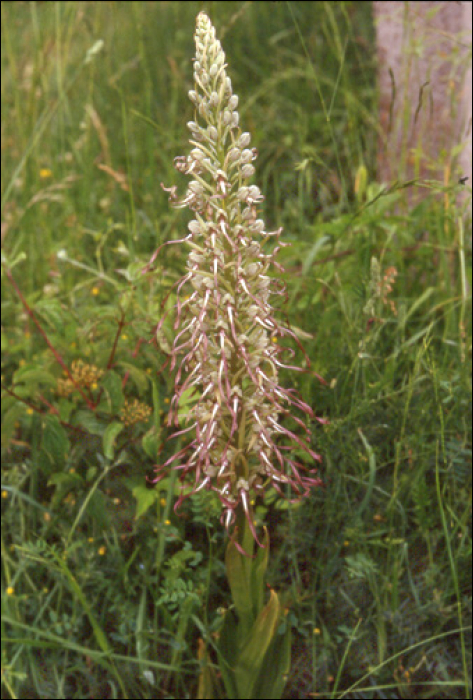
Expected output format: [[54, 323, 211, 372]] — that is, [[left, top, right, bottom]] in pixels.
[[1, 3, 471, 698]]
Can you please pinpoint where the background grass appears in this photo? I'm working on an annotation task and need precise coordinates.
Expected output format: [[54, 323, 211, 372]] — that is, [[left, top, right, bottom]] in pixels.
[[1, 2, 471, 699]]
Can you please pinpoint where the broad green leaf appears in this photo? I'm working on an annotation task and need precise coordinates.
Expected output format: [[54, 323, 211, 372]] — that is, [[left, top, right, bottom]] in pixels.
[[13, 367, 57, 388], [82, 490, 111, 530], [58, 398, 74, 423], [176, 385, 198, 423], [73, 409, 107, 436], [48, 472, 83, 489], [251, 625, 291, 699], [216, 610, 239, 699], [103, 421, 124, 459], [142, 428, 159, 460], [251, 527, 269, 619], [197, 639, 215, 700], [101, 371, 124, 413], [234, 590, 281, 699], [48, 472, 83, 507], [1, 402, 25, 448], [225, 540, 254, 637], [42, 415, 70, 467], [131, 482, 158, 519], [117, 362, 149, 394]]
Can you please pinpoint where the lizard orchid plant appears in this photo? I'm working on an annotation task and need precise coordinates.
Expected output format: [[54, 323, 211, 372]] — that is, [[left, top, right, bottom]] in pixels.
[[155, 11, 323, 551], [152, 13, 325, 697]]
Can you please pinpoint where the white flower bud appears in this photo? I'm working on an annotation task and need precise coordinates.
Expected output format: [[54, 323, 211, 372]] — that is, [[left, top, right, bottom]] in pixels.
[[248, 185, 262, 200], [188, 220, 202, 234], [189, 180, 204, 194], [198, 100, 210, 118], [258, 276, 270, 289], [241, 164, 255, 179], [227, 95, 238, 111], [189, 251, 204, 265], [207, 126, 218, 142], [228, 147, 241, 163], [191, 275, 204, 290], [238, 132, 251, 148], [190, 148, 205, 161], [246, 262, 260, 276], [250, 219, 265, 233]]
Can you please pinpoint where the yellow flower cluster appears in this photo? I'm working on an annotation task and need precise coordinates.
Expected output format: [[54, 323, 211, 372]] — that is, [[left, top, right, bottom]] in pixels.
[[57, 359, 104, 396], [120, 398, 152, 427]]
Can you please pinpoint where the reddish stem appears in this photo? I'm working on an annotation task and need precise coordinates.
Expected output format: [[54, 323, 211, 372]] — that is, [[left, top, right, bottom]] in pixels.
[[3, 264, 96, 410], [1, 383, 89, 436]]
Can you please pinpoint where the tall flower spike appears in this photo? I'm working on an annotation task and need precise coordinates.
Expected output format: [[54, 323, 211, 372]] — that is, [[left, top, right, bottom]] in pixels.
[[155, 12, 323, 548]]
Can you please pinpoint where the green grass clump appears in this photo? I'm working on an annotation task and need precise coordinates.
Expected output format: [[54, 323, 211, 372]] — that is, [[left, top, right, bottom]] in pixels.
[[1, 2, 471, 699]]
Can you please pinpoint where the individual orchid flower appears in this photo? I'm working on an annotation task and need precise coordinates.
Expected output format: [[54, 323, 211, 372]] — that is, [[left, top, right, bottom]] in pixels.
[[153, 11, 323, 550]]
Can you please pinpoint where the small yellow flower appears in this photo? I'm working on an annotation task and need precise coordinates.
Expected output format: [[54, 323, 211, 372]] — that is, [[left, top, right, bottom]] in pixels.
[[88, 537, 94, 543], [39, 168, 53, 179], [91, 287, 100, 296], [98, 546, 106, 555], [2, 490, 8, 499], [160, 498, 167, 507], [313, 627, 321, 635], [165, 519, 171, 525], [121, 334, 128, 341], [26, 408, 34, 416], [43, 512, 51, 522], [6, 587, 15, 596]]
